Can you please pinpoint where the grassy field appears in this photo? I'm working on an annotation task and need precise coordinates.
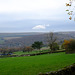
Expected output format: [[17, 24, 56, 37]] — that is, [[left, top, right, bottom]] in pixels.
[[0, 52, 75, 75], [13, 49, 50, 55]]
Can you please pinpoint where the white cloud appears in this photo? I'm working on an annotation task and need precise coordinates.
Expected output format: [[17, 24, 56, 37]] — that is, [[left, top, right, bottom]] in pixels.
[[32, 25, 45, 29], [32, 24, 50, 29]]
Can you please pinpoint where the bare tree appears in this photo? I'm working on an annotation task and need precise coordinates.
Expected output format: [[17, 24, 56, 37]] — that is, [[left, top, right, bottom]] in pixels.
[[66, 0, 75, 21], [46, 32, 57, 51]]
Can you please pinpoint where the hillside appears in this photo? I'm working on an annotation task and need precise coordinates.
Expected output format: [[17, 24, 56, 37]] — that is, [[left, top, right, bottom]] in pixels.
[[0, 52, 75, 75], [0, 31, 75, 48]]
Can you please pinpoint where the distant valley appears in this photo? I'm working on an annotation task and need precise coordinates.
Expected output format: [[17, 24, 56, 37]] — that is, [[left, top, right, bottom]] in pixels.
[[0, 31, 75, 48]]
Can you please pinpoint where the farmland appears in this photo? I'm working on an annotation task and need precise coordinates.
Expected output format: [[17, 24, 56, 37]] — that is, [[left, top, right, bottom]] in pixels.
[[0, 52, 75, 75]]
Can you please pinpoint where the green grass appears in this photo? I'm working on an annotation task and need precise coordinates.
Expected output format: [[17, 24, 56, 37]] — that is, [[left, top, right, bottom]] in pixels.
[[13, 49, 50, 55], [0, 52, 75, 75]]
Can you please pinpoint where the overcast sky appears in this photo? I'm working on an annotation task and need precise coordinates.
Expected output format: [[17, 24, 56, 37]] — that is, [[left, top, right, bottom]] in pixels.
[[0, 0, 75, 33]]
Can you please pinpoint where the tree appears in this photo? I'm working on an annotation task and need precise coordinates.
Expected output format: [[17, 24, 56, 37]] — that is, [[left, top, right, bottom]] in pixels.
[[66, 0, 75, 21], [23, 46, 33, 52], [63, 39, 75, 53], [62, 40, 70, 50], [7, 48, 14, 53], [0, 48, 8, 55], [32, 41, 43, 50], [26, 46, 33, 53], [22, 46, 26, 52], [52, 43, 59, 50], [46, 32, 57, 51]]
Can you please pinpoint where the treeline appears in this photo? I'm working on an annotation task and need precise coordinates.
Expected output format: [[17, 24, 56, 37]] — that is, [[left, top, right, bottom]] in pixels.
[[0, 46, 33, 55]]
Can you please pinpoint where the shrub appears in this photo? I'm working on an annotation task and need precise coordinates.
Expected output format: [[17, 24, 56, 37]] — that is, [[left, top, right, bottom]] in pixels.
[[63, 39, 75, 53]]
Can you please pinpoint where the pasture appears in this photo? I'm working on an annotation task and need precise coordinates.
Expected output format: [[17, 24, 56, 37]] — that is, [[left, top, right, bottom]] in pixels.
[[13, 49, 50, 55], [0, 52, 75, 75]]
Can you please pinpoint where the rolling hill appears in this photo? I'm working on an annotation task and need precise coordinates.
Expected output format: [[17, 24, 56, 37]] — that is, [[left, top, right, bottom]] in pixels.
[[0, 31, 75, 48]]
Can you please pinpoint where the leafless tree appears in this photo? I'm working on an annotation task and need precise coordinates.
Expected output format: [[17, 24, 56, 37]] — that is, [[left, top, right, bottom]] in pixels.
[[46, 32, 57, 51], [66, 0, 75, 21]]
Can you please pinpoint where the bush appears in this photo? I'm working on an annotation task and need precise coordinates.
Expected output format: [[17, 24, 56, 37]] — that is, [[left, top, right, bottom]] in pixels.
[[63, 39, 75, 53]]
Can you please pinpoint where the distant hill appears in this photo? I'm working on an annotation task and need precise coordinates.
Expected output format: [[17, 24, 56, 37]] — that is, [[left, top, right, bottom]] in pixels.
[[0, 32, 43, 37], [0, 31, 75, 48]]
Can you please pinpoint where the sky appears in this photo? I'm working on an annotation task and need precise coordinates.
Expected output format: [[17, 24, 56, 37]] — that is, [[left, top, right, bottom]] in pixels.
[[0, 0, 75, 33]]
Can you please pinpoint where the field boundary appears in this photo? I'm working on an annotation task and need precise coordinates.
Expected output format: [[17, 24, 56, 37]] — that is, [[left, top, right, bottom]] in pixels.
[[0, 50, 65, 58], [39, 63, 75, 75]]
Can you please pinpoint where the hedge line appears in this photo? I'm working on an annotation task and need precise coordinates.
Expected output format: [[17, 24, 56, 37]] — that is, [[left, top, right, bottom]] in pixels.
[[0, 50, 65, 58]]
